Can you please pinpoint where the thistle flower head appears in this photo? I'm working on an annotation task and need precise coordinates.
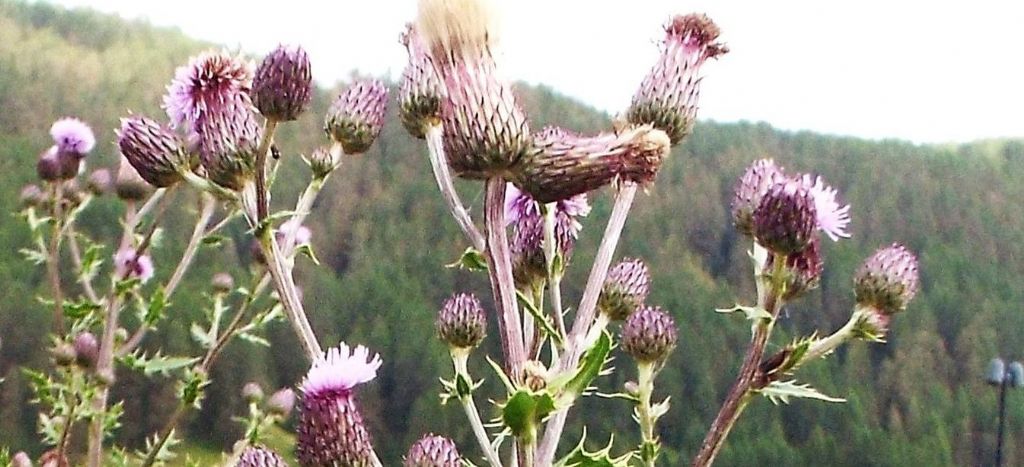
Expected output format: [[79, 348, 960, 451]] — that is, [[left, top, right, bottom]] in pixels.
[[115, 157, 153, 202], [417, 0, 530, 178], [36, 147, 62, 182], [267, 388, 296, 417], [113, 247, 154, 283], [242, 382, 265, 403], [87, 168, 113, 196], [164, 50, 254, 131], [50, 117, 96, 156], [627, 13, 728, 145], [769, 236, 824, 300], [117, 115, 191, 188], [237, 445, 288, 467], [11, 452, 31, 467], [506, 183, 590, 287], [854, 243, 920, 315], [732, 159, 787, 235], [599, 258, 652, 321], [399, 24, 443, 138], [621, 306, 678, 363], [437, 293, 487, 349], [252, 44, 313, 121], [404, 434, 462, 467], [799, 174, 851, 241], [308, 146, 339, 179], [752, 179, 818, 255], [297, 342, 381, 467], [325, 79, 389, 155], [20, 184, 46, 209], [516, 125, 670, 203], [73, 332, 99, 369], [211, 272, 234, 294]]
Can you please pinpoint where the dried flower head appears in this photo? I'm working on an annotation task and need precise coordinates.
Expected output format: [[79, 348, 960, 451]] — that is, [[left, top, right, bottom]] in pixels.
[[113, 247, 154, 283], [404, 434, 462, 467], [854, 243, 920, 315], [117, 116, 191, 187], [599, 258, 652, 321], [50, 117, 96, 156], [437, 293, 487, 349], [732, 159, 787, 236], [252, 44, 313, 121], [297, 342, 381, 467], [752, 179, 818, 255], [237, 445, 288, 467], [399, 24, 443, 138], [325, 79, 389, 154], [516, 125, 671, 203], [627, 14, 728, 145], [417, 0, 530, 178], [621, 306, 678, 363]]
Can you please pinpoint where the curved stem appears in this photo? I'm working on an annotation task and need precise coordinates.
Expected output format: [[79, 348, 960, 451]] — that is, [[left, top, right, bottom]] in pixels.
[[691, 254, 786, 467], [426, 125, 486, 252], [484, 177, 526, 382], [255, 118, 279, 223], [536, 183, 637, 465]]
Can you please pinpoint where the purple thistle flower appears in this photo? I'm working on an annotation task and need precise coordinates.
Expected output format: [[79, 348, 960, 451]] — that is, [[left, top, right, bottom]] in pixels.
[[50, 117, 96, 156], [252, 44, 313, 122], [113, 247, 154, 283], [621, 306, 678, 363], [732, 159, 787, 236], [515, 125, 671, 203], [238, 445, 288, 467], [854, 243, 920, 315], [404, 434, 462, 467], [599, 258, 652, 321], [117, 115, 191, 188], [11, 452, 31, 467], [437, 293, 487, 349], [752, 179, 818, 255], [627, 14, 728, 146], [417, 0, 531, 178], [506, 183, 590, 287], [325, 79, 389, 155], [297, 342, 381, 467], [798, 174, 851, 241], [399, 24, 443, 138]]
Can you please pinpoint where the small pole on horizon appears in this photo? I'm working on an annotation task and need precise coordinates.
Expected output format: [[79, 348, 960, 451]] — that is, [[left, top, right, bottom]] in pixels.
[[986, 357, 1023, 467]]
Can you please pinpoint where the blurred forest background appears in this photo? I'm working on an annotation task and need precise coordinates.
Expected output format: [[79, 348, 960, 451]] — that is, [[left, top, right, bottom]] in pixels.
[[2, 1, 1024, 465]]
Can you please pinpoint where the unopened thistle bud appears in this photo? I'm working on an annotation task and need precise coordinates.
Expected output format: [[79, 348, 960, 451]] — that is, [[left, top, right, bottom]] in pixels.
[[307, 146, 339, 179], [399, 25, 442, 138], [253, 45, 313, 122], [752, 179, 818, 255], [164, 51, 259, 190], [766, 236, 824, 301], [437, 293, 487, 349], [267, 388, 296, 417], [732, 159, 787, 236], [325, 79, 389, 155], [52, 343, 76, 367], [50, 117, 96, 180], [237, 445, 288, 467], [416, 0, 531, 178], [599, 258, 652, 321], [37, 148, 62, 182], [404, 434, 461, 467], [115, 157, 153, 202], [854, 243, 919, 315], [627, 14, 728, 145], [117, 116, 191, 188], [73, 332, 99, 369], [621, 306, 678, 363], [297, 342, 381, 467], [516, 125, 671, 203], [211, 272, 234, 294], [242, 382, 265, 403], [86, 168, 113, 196], [20, 184, 46, 209]]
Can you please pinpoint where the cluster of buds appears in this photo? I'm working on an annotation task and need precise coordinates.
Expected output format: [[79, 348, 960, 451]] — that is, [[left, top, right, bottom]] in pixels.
[[436, 293, 487, 349], [599, 258, 652, 321], [53, 332, 99, 369], [506, 184, 590, 288], [403, 434, 462, 467]]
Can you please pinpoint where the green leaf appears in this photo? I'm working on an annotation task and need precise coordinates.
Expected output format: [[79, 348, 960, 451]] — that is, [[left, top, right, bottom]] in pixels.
[[716, 304, 772, 322], [144, 287, 168, 326], [119, 351, 198, 377], [557, 331, 612, 403], [517, 289, 563, 344], [201, 234, 227, 247], [19, 247, 48, 265], [501, 390, 556, 438], [758, 380, 846, 405], [295, 243, 321, 265], [63, 299, 102, 320], [190, 323, 213, 348], [486, 356, 516, 394], [446, 247, 488, 271], [554, 431, 633, 467]]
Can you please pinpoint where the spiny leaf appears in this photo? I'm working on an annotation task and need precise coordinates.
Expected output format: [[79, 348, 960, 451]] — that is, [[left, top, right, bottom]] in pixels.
[[517, 289, 563, 344], [716, 304, 772, 322], [501, 390, 556, 438], [759, 380, 846, 405], [446, 247, 488, 271]]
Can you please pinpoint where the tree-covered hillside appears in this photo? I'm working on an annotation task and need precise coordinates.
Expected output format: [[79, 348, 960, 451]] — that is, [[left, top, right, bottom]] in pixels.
[[2, 1, 1023, 465]]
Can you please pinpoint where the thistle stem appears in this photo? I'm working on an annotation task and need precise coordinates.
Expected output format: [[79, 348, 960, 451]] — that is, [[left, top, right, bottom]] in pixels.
[[47, 182, 66, 333], [426, 124, 486, 252], [484, 177, 526, 382], [453, 350, 504, 467], [66, 225, 100, 303], [255, 118, 279, 222], [259, 228, 322, 360], [536, 182, 637, 465], [691, 253, 787, 467], [542, 203, 567, 343], [636, 362, 659, 467]]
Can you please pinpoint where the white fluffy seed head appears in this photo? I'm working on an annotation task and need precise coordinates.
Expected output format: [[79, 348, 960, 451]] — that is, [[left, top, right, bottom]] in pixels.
[[416, 0, 500, 65]]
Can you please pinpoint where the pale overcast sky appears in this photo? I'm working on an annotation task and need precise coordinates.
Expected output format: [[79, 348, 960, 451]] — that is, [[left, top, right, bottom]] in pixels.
[[48, 0, 1024, 144]]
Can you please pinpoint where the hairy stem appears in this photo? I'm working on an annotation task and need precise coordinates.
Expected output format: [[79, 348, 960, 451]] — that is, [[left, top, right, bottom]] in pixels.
[[535, 182, 637, 465], [255, 118, 279, 222], [691, 254, 786, 467], [484, 177, 526, 382], [426, 124, 486, 251]]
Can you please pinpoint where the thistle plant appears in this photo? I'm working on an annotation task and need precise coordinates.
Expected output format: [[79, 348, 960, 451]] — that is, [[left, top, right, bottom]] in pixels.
[[8, 1, 921, 466]]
